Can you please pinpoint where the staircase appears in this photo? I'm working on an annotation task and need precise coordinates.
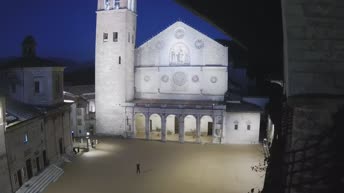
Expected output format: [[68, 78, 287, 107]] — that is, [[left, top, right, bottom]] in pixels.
[[16, 164, 64, 193]]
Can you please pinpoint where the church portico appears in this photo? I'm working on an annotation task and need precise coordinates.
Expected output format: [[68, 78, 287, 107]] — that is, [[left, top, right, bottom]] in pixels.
[[128, 99, 225, 144]]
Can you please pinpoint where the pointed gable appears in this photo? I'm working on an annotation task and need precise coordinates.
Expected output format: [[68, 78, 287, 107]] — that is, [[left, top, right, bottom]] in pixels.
[[135, 21, 228, 66]]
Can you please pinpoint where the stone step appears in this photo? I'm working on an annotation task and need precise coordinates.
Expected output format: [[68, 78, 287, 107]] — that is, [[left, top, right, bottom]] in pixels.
[[27, 165, 63, 193], [16, 164, 64, 193]]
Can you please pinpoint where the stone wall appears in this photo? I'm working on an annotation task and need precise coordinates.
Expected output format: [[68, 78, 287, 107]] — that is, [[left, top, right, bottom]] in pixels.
[[5, 118, 44, 192], [282, 97, 344, 193], [0, 97, 11, 193], [223, 112, 260, 144], [282, 0, 344, 96]]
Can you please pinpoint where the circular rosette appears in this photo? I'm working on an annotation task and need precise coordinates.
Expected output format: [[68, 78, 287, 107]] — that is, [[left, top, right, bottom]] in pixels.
[[192, 75, 199, 83], [161, 75, 169, 83], [173, 72, 187, 86], [210, 76, 218, 83], [194, 39, 204, 49], [174, 28, 185, 39], [144, 76, 150, 82]]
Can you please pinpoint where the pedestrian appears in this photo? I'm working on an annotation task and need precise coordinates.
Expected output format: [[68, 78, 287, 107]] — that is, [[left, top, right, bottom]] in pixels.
[[136, 163, 141, 174]]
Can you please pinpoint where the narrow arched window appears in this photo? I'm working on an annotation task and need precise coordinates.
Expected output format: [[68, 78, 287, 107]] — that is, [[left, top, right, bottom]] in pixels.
[[234, 120, 239, 130], [246, 121, 251, 130], [119, 56, 121, 64]]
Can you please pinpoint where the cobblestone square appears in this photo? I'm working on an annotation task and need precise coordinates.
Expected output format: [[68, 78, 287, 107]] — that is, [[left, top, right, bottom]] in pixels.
[[44, 138, 265, 193]]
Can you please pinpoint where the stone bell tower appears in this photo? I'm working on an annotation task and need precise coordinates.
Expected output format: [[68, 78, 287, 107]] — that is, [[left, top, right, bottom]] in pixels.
[[95, 0, 137, 136]]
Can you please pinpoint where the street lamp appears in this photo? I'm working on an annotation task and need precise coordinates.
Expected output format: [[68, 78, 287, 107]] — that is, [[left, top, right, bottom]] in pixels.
[[86, 132, 90, 151]]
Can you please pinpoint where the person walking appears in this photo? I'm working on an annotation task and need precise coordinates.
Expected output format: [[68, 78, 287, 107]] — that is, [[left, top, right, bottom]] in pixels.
[[136, 163, 141, 174]]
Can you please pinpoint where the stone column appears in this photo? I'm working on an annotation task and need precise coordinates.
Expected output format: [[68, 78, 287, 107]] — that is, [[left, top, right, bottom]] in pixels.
[[179, 115, 184, 143], [131, 112, 135, 138], [212, 115, 216, 143], [196, 115, 201, 143], [212, 115, 223, 144], [161, 115, 166, 142], [145, 113, 150, 140]]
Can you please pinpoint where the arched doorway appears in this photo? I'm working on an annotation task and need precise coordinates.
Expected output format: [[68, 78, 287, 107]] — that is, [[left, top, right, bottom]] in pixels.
[[149, 114, 162, 140], [166, 115, 179, 141], [200, 116, 213, 143], [184, 115, 196, 142], [135, 113, 146, 139]]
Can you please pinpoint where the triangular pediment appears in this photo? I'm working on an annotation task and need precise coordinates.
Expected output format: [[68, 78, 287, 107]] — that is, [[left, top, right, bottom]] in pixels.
[[135, 21, 228, 66]]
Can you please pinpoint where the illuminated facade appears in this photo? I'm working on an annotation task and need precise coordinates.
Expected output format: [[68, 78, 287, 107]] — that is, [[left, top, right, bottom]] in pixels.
[[0, 37, 73, 193], [95, 0, 261, 144]]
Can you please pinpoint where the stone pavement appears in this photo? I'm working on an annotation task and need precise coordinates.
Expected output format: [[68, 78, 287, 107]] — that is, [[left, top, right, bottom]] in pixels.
[[44, 138, 265, 193]]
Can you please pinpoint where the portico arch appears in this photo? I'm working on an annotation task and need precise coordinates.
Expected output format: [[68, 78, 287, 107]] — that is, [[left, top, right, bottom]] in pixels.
[[184, 115, 197, 142], [134, 113, 146, 139], [149, 114, 162, 140], [200, 115, 213, 143], [166, 114, 179, 141]]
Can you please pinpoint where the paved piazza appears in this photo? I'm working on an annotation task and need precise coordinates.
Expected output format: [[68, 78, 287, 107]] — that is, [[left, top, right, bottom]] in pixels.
[[44, 138, 266, 193]]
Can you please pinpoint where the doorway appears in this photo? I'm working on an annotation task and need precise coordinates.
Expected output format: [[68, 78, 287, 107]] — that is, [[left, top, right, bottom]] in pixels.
[[17, 170, 23, 186], [43, 150, 48, 167], [36, 157, 40, 173], [26, 159, 33, 179], [207, 122, 213, 136], [59, 138, 63, 155]]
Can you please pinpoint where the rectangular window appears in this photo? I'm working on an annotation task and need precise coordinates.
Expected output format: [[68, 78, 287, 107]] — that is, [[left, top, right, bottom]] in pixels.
[[24, 133, 29, 144], [128, 32, 130, 42], [56, 74, 60, 94], [234, 124, 238, 130], [34, 81, 40, 94], [113, 32, 118, 42], [119, 56, 121, 64], [132, 34, 134, 44], [247, 125, 251, 130], [103, 33, 108, 42]]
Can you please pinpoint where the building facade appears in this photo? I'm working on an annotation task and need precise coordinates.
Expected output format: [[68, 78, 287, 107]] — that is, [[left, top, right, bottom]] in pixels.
[[95, 0, 261, 144], [64, 85, 96, 137], [0, 37, 73, 193]]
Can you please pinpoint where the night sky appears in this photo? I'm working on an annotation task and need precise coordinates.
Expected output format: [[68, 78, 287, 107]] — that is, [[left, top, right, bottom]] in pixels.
[[0, 0, 229, 62]]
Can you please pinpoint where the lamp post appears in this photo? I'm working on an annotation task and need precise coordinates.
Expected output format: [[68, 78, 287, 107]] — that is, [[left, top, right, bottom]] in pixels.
[[86, 132, 90, 151]]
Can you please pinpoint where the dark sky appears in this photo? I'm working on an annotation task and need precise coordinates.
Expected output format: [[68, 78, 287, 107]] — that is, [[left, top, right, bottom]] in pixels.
[[0, 0, 229, 62]]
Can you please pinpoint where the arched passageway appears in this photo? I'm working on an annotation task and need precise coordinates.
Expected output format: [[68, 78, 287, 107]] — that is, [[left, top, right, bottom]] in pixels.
[[200, 116, 213, 143], [166, 115, 179, 141], [134, 113, 146, 139], [149, 114, 162, 140], [184, 115, 197, 142]]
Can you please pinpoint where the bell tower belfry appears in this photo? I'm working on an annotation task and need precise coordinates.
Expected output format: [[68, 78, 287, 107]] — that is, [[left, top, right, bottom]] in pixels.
[[95, 0, 137, 136]]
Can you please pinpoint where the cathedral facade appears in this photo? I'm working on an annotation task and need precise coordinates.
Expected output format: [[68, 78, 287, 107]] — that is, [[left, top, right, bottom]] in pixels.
[[95, 0, 261, 144]]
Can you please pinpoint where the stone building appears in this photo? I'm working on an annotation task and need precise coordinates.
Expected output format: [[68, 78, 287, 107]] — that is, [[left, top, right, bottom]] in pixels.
[[95, 0, 262, 144], [0, 36, 73, 193], [64, 85, 96, 137]]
